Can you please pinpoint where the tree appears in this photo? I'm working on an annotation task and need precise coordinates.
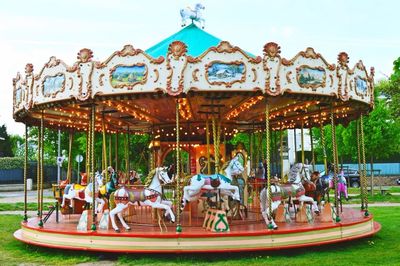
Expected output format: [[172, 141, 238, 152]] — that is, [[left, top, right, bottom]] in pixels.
[[0, 125, 13, 157], [311, 79, 400, 167], [380, 57, 400, 118]]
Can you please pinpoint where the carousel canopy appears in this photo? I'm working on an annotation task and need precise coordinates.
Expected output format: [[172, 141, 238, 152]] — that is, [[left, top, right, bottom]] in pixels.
[[12, 23, 375, 142]]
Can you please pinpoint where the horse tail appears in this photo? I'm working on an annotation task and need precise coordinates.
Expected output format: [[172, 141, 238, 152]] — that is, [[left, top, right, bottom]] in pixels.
[[109, 192, 116, 210]]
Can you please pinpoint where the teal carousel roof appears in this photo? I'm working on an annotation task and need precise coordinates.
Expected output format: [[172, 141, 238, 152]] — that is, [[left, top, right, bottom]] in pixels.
[[146, 23, 222, 58]]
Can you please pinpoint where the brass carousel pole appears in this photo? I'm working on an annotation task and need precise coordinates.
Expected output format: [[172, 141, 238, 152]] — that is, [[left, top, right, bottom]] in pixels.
[[280, 127, 284, 180], [101, 112, 109, 182], [206, 116, 211, 174], [356, 119, 364, 210], [36, 123, 41, 217], [115, 131, 118, 172], [23, 124, 28, 222], [175, 99, 182, 233], [66, 132, 73, 183], [309, 124, 315, 171], [301, 121, 305, 165], [38, 111, 44, 227], [86, 130, 90, 176], [126, 125, 130, 175], [265, 98, 273, 229], [90, 104, 96, 231], [108, 134, 112, 169], [319, 109, 328, 173], [360, 115, 369, 217], [212, 116, 220, 174], [293, 128, 297, 163], [330, 107, 340, 222]]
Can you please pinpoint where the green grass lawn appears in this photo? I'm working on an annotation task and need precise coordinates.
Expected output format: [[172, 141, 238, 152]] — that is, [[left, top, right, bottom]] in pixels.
[[0, 206, 399, 265], [347, 186, 400, 195], [0, 202, 54, 211]]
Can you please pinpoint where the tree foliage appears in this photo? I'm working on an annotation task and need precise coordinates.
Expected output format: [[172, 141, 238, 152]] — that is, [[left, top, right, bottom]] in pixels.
[[312, 81, 400, 164], [0, 125, 13, 157]]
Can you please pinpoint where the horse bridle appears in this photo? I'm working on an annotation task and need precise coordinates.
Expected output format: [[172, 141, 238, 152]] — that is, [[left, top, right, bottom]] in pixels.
[[231, 158, 243, 174]]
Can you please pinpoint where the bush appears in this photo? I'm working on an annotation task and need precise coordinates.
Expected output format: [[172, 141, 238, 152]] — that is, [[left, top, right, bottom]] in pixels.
[[0, 157, 24, 170]]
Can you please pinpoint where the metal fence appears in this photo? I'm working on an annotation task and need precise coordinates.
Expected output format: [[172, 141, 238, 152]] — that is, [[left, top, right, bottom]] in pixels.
[[315, 163, 400, 176], [0, 162, 73, 185]]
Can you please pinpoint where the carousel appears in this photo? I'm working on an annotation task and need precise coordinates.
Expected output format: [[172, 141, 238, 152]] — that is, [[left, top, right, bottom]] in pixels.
[[12, 7, 380, 253]]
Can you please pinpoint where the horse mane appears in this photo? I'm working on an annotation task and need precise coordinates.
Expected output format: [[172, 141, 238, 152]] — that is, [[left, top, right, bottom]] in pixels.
[[144, 168, 157, 186]]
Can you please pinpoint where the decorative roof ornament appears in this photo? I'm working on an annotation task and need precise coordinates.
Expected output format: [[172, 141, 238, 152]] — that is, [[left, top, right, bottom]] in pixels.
[[77, 48, 93, 63], [180, 3, 205, 29]]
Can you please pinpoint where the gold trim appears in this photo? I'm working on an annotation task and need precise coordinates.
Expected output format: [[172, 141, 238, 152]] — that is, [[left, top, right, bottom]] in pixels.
[[286, 71, 292, 84], [109, 63, 148, 90], [296, 65, 326, 91], [192, 69, 199, 82], [96, 44, 164, 69], [166, 41, 187, 96], [153, 69, 159, 83], [41, 73, 66, 98], [205, 60, 246, 88], [99, 74, 105, 86], [252, 68, 257, 82], [282, 47, 335, 71]]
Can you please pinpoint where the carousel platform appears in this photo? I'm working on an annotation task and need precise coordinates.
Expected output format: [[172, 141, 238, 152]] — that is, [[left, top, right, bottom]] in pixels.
[[14, 207, 380, 253]]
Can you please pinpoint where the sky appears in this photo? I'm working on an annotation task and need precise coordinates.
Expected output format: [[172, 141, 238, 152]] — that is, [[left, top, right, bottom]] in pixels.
[[1, 0, 399, 135]]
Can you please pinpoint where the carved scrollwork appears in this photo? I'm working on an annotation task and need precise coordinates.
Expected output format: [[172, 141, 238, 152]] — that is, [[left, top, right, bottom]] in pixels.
[[168, 41, 188, 60], [77, 48, 93, 63], [263, 42, 281, 58]]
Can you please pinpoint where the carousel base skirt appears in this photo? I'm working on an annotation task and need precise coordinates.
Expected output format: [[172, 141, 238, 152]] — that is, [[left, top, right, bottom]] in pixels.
[[14, 207, 380, 253]]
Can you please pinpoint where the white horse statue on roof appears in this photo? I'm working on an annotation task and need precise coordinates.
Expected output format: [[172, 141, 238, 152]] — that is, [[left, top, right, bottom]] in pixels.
[[180, 3, 205, 29]]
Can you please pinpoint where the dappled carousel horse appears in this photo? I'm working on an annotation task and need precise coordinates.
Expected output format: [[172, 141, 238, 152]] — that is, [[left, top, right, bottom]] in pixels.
[[180, 155, 244, 211], [109, 167, 175, 232], [260, 163, 319, 229], [61, 172, 105, 213]]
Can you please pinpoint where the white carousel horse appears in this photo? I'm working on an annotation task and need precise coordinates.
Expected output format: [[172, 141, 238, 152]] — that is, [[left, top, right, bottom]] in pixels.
[[260, 163, 319, 229], [109, 167, 175, 232], [180, 3, 205, 28], [180, 155, 244, 211], [61, 172, 105, 213]]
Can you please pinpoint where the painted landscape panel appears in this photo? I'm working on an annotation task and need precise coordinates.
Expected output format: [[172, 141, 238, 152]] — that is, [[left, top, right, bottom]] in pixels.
[[207, 62, 245, 84], [15, 87, 22, 104], [43, 75, 65, 96], [111, 65, 146, 87], [297, 66, 326, 87], [355, 76, 367, 93]]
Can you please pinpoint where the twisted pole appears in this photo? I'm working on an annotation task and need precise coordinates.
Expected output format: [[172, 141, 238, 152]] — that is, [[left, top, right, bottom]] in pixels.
[[176, 100, 182, 233], [90, 104, 96, 231], [23, 124, 28, 222], [265, 98, 273, 229], [38, 111, 44, 227], [360, 115, 369, 216], [356, 119, 364, 210], [330, 107, 340, 222]]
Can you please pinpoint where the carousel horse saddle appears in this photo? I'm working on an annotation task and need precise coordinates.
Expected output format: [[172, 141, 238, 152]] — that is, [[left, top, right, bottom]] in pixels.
[[114, 189, 159, 204], [73, 184, 86, 191], [196, 174, 231, 184], [99, 185, 107, 196], [274, 184, 305, 200]]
